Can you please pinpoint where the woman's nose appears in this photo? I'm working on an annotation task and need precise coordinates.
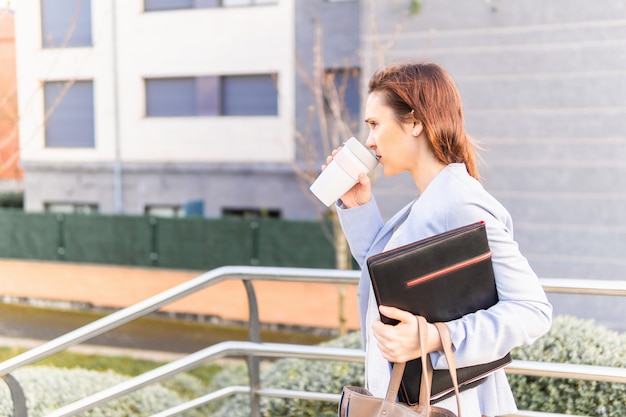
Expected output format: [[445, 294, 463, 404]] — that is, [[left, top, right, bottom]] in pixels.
[[365, 134, 375, 150]]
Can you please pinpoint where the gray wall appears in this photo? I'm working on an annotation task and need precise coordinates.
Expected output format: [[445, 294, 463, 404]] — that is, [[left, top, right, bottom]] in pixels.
[[22, 161, 321, 219], [294, 0, 361, 216], [362, 0, 626, 330]]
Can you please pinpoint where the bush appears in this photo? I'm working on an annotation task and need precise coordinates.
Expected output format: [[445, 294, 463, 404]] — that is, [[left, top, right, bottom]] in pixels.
[[12, 316, 620, 416], [0, 366, 205, 417], [211, 331, 364, 417], [210, 317, 626, 417], [509, 315, 626, 416]]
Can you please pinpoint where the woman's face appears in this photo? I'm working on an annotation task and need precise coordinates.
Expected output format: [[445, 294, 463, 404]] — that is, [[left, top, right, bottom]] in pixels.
[[364, 91, 419, 177]]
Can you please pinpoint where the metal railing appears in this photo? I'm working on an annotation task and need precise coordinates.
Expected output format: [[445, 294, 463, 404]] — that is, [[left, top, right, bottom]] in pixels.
[[0, 266, 625, 417]]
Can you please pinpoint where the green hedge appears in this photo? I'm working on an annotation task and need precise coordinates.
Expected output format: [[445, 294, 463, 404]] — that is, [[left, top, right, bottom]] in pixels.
[[509, 315, 626, 416], [209, 316, 626, 417], [1, 316, 623, 416], [0, 366, 205, 417]]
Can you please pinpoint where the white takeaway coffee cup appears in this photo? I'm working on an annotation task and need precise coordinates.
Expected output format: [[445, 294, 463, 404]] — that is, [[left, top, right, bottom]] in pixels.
[[310, 137, 379, 207]]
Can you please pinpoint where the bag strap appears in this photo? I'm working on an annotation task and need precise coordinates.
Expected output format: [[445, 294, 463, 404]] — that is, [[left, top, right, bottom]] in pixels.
[[383, 318, 463, 415], [415, 317, 463, 416], [434, 322, 462, 415], [385, 362, 406, 401]]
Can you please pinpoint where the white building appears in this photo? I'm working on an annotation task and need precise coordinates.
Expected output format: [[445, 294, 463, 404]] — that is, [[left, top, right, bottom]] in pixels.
[[15, 0, 358, 218]]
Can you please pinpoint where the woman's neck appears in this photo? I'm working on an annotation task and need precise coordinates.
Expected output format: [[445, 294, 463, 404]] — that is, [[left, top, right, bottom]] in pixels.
[[411, 156, 446, 194]]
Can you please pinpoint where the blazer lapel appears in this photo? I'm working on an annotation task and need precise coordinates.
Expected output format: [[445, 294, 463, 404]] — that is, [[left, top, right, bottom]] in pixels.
[[357, 199, 415, 337], [368, 199, 415, 253]]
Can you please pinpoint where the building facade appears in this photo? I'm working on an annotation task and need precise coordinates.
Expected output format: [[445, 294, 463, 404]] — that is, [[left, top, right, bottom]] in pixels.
[[15, 0, 359, 219]]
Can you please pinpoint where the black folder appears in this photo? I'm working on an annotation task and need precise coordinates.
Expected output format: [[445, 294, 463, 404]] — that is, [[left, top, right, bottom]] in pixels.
[[366, 221, 512, 404]]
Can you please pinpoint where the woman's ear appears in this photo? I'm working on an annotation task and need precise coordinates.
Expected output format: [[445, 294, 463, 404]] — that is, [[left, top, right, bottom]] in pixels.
[[412, 121, 423, 137]]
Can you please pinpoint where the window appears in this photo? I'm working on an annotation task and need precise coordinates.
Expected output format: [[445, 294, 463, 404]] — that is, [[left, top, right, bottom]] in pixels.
[[222, 207, 281, 218], [221, 0, 277, 6], [41, 0, 92, 48], [45, 202, 98, 214], [146, 77, 220, 117], [147, 78, 201, 117], [145, 74, 277, 117], [325, 68, 360, 121], [144, 0, 275, 11], [145, 204, 184, 218], [222, 75, 277, 116], [44, 81, 95, 148]]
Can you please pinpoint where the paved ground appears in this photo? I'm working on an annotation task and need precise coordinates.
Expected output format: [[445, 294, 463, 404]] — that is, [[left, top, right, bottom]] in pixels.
[[0, 335, 186, 362], [0, 258, 360, 357]]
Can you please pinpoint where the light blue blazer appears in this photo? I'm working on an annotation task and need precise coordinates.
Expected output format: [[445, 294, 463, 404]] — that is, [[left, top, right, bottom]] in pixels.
[[337, 163, 552, 416]]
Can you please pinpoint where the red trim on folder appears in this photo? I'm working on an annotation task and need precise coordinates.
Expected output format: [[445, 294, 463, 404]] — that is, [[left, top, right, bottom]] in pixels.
[[405, 251, 492, 288]]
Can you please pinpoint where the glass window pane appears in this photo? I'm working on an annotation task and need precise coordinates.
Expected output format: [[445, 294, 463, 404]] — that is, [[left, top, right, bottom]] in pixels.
[[45, 202, 98, 214], [145, 78, 197, 117], [41, 0, 92, 48], [222, 74, 277, 116], [44, 81, 95, 148], [326, 68, 360, 120], [196, 76, 220, 116], [221, 0, 251, 6], [144, 0, 194, 11], [341, 69, 360, 119], [194, 0, 219, 7]]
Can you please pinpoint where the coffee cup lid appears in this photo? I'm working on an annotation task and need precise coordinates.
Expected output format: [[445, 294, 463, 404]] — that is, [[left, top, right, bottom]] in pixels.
[[343, 137, 378, 170]]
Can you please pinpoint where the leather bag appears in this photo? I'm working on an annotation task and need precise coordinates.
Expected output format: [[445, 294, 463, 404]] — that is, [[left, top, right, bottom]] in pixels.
[[338, 317, 462, 417]]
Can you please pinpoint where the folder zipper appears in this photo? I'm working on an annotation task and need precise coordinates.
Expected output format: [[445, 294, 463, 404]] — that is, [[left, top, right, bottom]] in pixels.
[[405, 251, 492, 287]]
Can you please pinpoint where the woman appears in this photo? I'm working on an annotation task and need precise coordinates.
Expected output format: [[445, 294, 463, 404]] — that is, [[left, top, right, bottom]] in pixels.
[[329, 61, 552, 416]]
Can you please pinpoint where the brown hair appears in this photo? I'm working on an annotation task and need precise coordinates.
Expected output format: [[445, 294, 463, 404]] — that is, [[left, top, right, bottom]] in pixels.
[[367, 61, 480, 180]]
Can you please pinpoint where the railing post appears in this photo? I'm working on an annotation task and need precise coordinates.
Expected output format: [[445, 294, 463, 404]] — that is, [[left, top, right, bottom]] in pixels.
[[249, 220, 260, 266], [149, 216, 159, 266], [56, 213, 66, 260], [244, 280, 262, 417], [2, 374, 28, 417]]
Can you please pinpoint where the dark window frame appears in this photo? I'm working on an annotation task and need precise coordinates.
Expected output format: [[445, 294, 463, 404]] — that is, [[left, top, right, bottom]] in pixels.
[[222, 207, 281, 219]]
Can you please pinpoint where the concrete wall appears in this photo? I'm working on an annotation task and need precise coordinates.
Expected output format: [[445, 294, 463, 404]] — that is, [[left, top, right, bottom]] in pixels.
[[362, 0, 626, 329], [293, 0, 361, 216]]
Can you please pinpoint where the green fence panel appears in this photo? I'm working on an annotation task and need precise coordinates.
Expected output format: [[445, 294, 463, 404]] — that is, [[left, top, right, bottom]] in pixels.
[[256, 218, 336, 269], [62, 214, 153, 266], [154, 216, 254, 270], [0, 210, 338, 270], [0, 209, 59, 261]]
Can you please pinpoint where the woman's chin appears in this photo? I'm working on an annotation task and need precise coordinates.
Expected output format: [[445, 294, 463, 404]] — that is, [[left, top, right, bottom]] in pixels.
[[382, 166, 397, 177]]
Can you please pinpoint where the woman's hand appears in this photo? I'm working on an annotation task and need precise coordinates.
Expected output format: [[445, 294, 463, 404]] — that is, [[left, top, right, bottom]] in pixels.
[[322, 148, 372, 208], [372, 306, 442, 363]]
